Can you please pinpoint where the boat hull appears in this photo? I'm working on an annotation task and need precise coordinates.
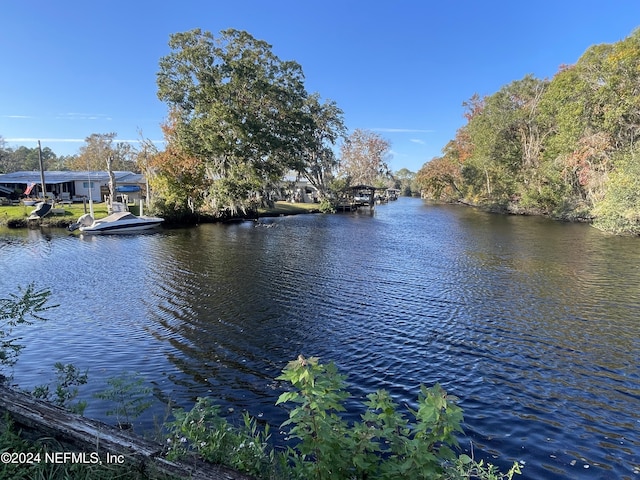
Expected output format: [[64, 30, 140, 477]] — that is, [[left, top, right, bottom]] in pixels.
[[79, 221, 163, 234], [78, 212, 164, 234]]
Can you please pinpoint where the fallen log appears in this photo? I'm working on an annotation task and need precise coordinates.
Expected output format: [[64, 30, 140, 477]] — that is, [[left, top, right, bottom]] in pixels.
[[0, 385, 255, 480]]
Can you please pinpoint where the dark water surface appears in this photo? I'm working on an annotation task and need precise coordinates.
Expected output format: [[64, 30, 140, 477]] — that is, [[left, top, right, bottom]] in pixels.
[[1, 197, 639, 479]]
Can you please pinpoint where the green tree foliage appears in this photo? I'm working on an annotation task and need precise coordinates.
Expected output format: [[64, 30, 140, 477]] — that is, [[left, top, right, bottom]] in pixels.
[[593, 149, 640, 234], [462, 75, 550, 205], [0, 135, 6, 172], [421, 28, 640, 232], [67, 133, 137, 172], [156, 29, 315, 216], [298, 93, 346, 199], [394, 167, 417, 196], [542, 28, 640, 222], [0, 144, 62, 173]]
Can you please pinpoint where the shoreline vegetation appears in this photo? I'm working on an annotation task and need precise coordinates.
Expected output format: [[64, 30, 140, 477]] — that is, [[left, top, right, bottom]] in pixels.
[[0, 196, 603, 232], [0, 360, 522, 480], [415, 28, 640, 236], [0, 201, 321, 230]]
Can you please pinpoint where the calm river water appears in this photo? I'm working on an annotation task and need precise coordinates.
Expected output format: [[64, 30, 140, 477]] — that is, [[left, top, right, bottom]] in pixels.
[[1, 197, 639, 479]]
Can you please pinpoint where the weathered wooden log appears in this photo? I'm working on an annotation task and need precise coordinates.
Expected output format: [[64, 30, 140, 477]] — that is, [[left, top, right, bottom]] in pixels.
[[0, 385, 255, 480]]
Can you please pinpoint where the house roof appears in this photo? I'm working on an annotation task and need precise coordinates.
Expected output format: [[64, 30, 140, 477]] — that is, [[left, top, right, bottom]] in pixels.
[[0, 171, 143, 184]]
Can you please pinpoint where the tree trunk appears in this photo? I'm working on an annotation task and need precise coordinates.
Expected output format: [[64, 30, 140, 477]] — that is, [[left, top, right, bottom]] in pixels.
[[0, 385, 255, 480]]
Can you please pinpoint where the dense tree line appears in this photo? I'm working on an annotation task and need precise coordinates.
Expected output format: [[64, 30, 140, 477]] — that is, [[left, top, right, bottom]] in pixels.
[[0, 133, 141, 174], [417, 28, 640, 235], [0, 137, 69, 173]]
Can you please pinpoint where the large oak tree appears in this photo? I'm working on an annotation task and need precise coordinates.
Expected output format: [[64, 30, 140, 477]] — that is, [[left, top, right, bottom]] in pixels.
[[156, 28, 314, 215]]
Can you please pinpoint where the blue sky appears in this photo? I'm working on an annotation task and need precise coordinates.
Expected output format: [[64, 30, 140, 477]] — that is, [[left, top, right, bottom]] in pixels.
[[1, 1, 639, 173]]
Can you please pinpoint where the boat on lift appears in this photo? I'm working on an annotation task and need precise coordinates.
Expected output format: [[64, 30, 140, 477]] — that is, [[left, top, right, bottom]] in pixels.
[[69, 164, 164, 234], [69, 197, 163, 234]]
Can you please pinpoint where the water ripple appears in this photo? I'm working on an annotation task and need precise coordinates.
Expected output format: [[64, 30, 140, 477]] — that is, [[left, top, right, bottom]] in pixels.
[[2, 201, 639, 478]]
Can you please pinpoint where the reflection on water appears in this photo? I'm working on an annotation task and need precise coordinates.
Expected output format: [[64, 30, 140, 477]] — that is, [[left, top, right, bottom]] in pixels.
[[1, 198, 639, 479]]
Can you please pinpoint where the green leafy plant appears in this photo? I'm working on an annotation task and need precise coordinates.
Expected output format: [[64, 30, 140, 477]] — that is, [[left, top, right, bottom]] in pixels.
[[451, 453, 522, 480], [593, 149, 640, 235], [276, 355, 352, 479], [94, 372, 153, 429], [165, 397, 273, 478], [276, 355, 521, 480], [0, 284, 56, 371], [32, 362, 88, 415], [318, 198, 336, 213]]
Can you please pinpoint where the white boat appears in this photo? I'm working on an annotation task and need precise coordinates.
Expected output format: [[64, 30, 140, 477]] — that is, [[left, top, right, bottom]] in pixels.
[[68, 181, 163, 234], [71, 211, 164, 234]]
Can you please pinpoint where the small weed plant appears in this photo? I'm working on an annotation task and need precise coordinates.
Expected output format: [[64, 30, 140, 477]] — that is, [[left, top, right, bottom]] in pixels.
[[32, 362, 89, 415], [0, 284, 55, 373], [165, 397, 274, 478], [94, 372, 153, 428]]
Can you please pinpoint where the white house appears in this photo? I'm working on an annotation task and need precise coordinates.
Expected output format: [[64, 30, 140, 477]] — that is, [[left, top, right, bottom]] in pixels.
[[280, 171, 319, 203], [0, 170, 146, 203]]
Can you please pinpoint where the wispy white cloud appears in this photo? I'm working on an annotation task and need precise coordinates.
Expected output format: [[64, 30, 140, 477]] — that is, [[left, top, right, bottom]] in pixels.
[[6, 138, 85, 143], [55, 113, 113, 121], [2, 113, 113, 121], [372, 128, 435, 133], [5, 138, 165, 146], [410, 139, 426, 145]]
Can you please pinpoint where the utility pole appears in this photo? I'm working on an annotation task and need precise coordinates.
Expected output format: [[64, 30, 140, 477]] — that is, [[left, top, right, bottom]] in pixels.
[[37, 140, 47, 201]]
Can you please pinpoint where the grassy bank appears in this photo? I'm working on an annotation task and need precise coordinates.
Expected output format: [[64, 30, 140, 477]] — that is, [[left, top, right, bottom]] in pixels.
[[258, 201, 320, 216], [0, 203, 110, 228]]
